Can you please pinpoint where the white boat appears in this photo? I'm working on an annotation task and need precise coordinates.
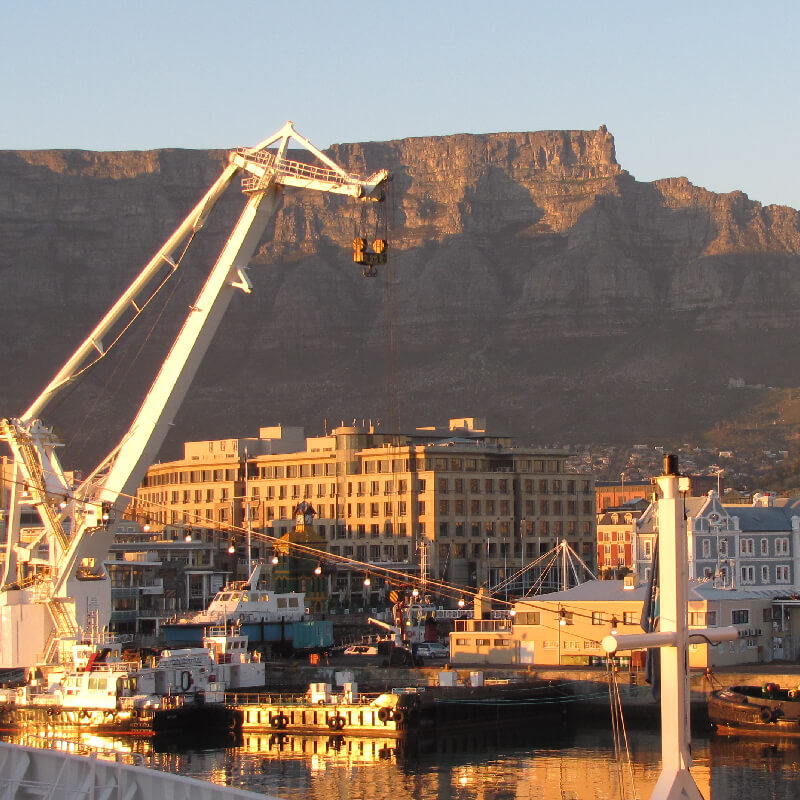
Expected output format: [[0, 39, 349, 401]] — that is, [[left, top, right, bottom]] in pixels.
[[161, 563, 333, 652], [0, 631, 261, 739]]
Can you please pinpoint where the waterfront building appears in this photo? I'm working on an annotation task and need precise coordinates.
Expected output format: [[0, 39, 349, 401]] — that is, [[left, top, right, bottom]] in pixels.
[[106, 519, 237, 636], [449, 578, 777, 668], [132, 418, 596, 608]]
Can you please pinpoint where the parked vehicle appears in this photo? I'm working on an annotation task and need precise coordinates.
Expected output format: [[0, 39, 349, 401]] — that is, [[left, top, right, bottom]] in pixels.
[[415, 642, 449, 659]]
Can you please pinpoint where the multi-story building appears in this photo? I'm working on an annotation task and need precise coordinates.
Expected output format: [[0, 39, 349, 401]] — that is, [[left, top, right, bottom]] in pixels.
[[133, 418, 596, 606], [633, 491, 800, 593], [595, 500, 649, 578], [106, 519, 238, 636]]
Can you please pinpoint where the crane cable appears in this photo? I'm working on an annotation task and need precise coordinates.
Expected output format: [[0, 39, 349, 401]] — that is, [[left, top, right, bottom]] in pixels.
[[67, 231, 199, 457]]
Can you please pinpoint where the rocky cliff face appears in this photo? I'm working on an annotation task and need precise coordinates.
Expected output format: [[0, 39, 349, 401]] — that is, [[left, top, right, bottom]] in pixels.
[[2, 127, 800, 468]]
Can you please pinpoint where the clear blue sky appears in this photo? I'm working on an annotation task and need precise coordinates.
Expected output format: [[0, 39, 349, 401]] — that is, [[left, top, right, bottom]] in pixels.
[[2, 0, 799, 209]]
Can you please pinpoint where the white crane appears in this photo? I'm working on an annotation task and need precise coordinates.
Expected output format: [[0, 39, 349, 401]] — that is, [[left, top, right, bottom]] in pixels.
[[0, 122, 390, 669]]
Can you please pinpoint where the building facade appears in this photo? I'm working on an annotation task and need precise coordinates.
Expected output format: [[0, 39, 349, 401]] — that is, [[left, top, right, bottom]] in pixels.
[[449, 579, 778, 668], [595, 500, 649, 578], [132, 419, 596, 607]]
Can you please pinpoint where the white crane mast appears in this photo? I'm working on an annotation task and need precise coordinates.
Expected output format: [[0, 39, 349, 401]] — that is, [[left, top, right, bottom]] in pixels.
[[0, 122, 390, 668]]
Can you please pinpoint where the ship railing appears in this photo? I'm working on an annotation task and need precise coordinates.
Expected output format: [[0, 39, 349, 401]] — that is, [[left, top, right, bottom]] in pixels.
[[86, 659, 141, 673], [225, 690, 385, 706]]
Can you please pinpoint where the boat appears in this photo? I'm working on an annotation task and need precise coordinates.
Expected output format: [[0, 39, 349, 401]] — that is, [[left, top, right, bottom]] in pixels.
[[229, 672, 572, 738], [708, 683, 800, 735], [0, 631, 259, 739], [160, 563, 333, 653]]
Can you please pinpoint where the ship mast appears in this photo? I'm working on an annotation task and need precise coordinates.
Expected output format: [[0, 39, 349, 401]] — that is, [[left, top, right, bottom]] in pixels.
[[602, 455, 740, 800]]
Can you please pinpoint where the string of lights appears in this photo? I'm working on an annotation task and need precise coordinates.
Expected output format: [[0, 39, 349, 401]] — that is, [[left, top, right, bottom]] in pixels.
[[1, 472, 621, 643]]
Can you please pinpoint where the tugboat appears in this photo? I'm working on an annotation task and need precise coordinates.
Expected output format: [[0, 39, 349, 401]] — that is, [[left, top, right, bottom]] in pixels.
[[709, 682, 800, 735]]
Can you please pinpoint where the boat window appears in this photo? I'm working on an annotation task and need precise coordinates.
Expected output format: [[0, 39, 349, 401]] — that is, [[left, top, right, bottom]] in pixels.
[[231, 593, 240, 601], [289, 598, 299, 608], [220, 593, 231, 602], [241, 593, 249, 601]]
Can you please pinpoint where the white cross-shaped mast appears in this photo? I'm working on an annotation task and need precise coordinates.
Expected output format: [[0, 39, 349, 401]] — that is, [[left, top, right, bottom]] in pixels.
[[602, 456, 740, 800]]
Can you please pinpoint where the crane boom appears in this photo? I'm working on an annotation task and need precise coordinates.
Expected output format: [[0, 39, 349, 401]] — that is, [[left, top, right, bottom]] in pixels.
[[0, 121, 390, 668]]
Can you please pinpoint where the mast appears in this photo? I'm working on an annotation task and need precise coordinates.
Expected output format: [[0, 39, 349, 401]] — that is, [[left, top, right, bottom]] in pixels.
[[602, 455, 740, 800]]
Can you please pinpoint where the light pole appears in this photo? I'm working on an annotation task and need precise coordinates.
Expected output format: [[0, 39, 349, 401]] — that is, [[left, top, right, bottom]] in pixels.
[[620, 472, 625, 504], [244, 447, 252, 577]]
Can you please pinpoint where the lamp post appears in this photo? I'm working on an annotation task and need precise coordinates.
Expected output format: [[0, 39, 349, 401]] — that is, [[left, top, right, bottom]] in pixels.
[[244, 447, 252, 577], [620, 472, 625, 504]]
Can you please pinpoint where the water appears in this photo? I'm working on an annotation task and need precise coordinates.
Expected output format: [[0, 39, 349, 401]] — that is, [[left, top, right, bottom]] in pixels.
[[9, 722, 797, 800]]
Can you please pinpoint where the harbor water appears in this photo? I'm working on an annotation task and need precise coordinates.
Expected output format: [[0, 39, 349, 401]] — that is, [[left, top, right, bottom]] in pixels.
[[4, 721, 800, 799]]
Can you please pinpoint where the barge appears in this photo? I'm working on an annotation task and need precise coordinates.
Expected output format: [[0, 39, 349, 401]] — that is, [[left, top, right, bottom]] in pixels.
[[229, 673, 572, 737]]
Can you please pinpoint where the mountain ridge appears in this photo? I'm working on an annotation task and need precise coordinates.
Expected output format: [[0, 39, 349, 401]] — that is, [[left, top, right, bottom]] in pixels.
[[2, 127, 800, 469]]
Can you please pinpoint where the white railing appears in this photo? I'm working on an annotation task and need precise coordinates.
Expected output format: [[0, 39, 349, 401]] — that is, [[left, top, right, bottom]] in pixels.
[[238, 148, 357, 192], [0, 740, 271, 800]]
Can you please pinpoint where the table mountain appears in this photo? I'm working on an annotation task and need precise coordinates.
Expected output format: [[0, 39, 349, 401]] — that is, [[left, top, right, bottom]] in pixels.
[[2, 127, 800, 469]]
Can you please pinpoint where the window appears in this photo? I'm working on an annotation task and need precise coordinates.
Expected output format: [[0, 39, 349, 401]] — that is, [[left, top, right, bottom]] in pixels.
[[740, 565, 755, 585], [701, 539, 711, 558], [762, 565, 770, 583], [516, 612, 540, 625], [622, 612, 637, 625], [591, 612, 605, 626], [761, 538, 769, 556], [740, 538, 754, 555], [731, 609, 749, 625], [776, 537, 790, 555], [688, 610, 717, 627], [777, 565, 790, 583], [719, 538, 728, 556]]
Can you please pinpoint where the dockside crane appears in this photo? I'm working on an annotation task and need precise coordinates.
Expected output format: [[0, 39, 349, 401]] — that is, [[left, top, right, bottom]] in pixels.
[[0, 122, 390, 669]]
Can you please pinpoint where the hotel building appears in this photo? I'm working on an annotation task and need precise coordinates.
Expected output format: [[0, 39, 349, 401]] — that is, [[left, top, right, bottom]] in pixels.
[[132, 418, 596, 605]]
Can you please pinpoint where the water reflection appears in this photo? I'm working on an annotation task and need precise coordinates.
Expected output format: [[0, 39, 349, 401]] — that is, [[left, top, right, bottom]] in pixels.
[[4, 724, 800, 799]]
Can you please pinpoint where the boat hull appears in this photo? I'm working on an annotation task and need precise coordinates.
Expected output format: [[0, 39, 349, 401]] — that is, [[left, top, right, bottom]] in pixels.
[[0, 700, 243, 740], [231, 680, 571, 738], [709, 686, 800, 736]]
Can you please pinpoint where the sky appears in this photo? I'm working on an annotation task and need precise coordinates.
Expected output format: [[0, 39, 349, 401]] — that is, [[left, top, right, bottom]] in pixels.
[[2, 0, 799, 209]]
